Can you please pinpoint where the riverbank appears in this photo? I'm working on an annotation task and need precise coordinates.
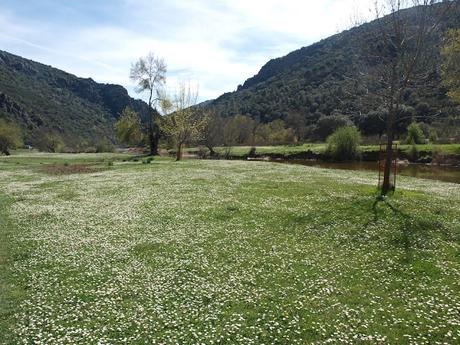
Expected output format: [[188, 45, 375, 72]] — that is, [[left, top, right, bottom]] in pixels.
[[180, 144, 460, 165]]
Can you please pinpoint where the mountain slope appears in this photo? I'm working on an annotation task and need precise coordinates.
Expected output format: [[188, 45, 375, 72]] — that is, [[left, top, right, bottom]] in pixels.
[[207, 3, 460, 131], [0, 50, 149, 148]]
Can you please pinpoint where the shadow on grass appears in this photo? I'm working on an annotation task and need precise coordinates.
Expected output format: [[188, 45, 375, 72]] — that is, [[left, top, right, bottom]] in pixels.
[[370, 196, 455, 263]]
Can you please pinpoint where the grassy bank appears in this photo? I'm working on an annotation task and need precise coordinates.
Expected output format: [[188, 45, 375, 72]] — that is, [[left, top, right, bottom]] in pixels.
[[0, 153, 459, 344], [181, 143, 460, 160]]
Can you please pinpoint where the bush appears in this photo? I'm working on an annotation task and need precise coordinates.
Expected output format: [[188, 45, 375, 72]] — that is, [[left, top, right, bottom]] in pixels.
[[428, 128, 438, 143], [248, 147, 257, 158], [142, 157, 153, 164], [325, 126, 361, 161], [95, 138, 114, 153], [406, 122, 425, 144], [197, 146, 209, 159], [223, 146, 232, 159]]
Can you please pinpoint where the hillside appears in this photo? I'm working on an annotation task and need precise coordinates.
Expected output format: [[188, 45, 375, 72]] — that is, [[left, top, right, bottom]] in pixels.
[[207, 3, 460, 136], [0, 50, 150, 148]]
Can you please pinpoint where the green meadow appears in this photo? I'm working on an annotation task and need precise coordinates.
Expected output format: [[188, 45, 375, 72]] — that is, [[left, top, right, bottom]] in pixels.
[[0, 153, 459, 344]]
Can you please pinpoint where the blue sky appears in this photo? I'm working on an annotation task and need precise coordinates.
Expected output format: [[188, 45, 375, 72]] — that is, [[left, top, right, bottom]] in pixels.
[[0, 0, 374, 102]]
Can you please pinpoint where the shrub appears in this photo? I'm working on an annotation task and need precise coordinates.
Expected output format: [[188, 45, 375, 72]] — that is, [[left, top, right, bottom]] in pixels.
[[223, 146, 232, 159], [248, 147, 257, 158], [428, 128, 438, 143], [197, 146, 209, 159], [325, 126, 361, 161], [142, 157, 153, 164], [406, 122, 425, 144], [95, 138, 114, 153]]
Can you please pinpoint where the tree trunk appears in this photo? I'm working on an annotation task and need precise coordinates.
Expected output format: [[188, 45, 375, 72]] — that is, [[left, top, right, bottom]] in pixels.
[[176, 143, 183, 161], [381, 109, 396, 195], [381, 134, 394, 195], [148, 109, 159, 156], [381, 60, 399, 196], [1, 146, 10, 155], [207, 146, 215, 157]]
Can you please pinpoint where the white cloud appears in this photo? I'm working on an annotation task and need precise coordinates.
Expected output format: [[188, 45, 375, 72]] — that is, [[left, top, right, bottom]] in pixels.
[[0, 0, 376, 102]]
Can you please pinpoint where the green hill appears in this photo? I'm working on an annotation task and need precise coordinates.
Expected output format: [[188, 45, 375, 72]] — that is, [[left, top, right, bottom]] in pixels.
[[0, 50, 149, 148], [207, 3, 460, 139]]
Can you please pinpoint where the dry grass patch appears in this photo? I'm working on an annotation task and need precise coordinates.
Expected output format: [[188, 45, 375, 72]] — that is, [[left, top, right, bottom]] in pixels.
[[40, 164, 104, 175]]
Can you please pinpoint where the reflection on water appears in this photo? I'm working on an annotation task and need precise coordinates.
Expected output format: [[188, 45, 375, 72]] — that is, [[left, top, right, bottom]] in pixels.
[[280, 160, 460, 184]]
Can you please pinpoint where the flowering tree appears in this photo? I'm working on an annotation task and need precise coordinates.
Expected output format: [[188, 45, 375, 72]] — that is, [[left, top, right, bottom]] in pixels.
[[161, 83, 208, 161], [130, 52, 167, 155]]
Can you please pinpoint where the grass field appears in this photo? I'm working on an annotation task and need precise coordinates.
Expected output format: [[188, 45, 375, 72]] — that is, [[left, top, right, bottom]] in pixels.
[[0, 153, 459, 344]]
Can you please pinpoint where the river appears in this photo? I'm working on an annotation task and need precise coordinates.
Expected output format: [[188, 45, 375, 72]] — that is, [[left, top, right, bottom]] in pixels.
[[277, 160, 460, 184]]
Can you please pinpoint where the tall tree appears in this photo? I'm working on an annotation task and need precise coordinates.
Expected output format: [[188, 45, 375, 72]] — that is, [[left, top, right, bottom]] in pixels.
[[0, 119, 22, 155], [441, 28, 460, 105], [130, 52, 167, 156], [161, 83, 208, 161], [359, 0, 455, 195]]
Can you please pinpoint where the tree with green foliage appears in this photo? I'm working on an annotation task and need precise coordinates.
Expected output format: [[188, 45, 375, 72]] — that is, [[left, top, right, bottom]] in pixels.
[[0, 119, 22, 155], [406, 122, 425, 144], [130, 52, 167, 156], [325, 126, 361, 161], [223, 115, 257, 146], [254, 120, 296, 145], [359, 109, 387, 139], [161, 83, 208, 161], [441, 28, 460, 105], [114, 107, 143, 146], [285, 112, 308, 141], [314, 114, 353, 141], [36, 131, 65, 153]]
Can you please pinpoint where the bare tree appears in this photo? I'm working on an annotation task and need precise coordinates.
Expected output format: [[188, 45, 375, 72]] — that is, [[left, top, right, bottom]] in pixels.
[[130, 52, 167, 156], [161, 82, 208, 161], [358, 0, 455, 195], [441, 28, 460, 105], [201, 109, 224, 157]]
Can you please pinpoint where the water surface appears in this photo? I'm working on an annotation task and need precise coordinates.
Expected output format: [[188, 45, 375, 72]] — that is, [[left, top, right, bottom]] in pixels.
[[279, 160, 460, 184]]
